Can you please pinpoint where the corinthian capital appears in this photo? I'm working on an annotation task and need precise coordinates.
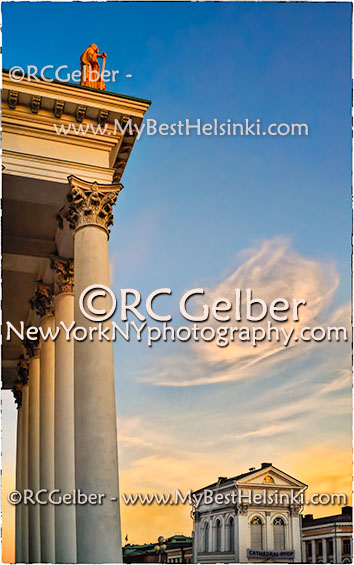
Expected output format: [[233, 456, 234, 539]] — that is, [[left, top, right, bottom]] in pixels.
[[63, 175, 123, 235], [12, 357, 29, 408], [29, 282, 54, 318], [236, 503, 248, 515], [12, 382, 22, 409], [50, 256, 74, 295], [23, 332, 40, 359], [17, 357, 29, 385]]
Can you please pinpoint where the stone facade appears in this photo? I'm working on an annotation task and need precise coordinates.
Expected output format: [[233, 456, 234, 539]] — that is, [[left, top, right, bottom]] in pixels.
[[192, 463, 306, 563]]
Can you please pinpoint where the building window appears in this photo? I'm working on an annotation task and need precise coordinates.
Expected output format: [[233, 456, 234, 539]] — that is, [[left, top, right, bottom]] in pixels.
[[343, 539, 351, 555], [250, 516, 263, 550], [203, 522, 209, 552], [306, 541, 312, 563], [327, 539, 333, 557], [216, 519, 222, 552], [228, 517, 235, 552], [273, 517, 286, 551]]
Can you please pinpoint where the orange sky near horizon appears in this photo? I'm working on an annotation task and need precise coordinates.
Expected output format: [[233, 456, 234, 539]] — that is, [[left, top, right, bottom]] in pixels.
[[2, 437, 352, 564]]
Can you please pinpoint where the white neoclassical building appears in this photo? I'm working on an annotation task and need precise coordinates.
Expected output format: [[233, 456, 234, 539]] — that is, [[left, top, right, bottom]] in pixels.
[[2, 69, 150, 563], [192, 462, 306, 563]]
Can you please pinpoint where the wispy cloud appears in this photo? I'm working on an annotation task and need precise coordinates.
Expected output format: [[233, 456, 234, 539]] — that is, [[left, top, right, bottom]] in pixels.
[[138, 237, 347, 387]]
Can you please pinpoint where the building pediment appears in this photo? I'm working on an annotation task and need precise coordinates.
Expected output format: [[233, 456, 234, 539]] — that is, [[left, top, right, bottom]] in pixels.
[[235, 465, 306, 489]]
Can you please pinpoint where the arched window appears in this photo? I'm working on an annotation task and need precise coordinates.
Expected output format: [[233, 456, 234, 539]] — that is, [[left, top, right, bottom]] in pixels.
[[228, 517, 235, 552], [250, 516, 263, 550], [273, 517, 286, 550], [203, 522, 209, 553], [216, 519, 222, 552]]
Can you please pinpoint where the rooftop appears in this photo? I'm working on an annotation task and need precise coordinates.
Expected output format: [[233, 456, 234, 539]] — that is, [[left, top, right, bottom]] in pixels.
[[123, 535, 193, 556], [2, 68, 151, 106], [302, 506, 353, 527], [192, 462, 308, 495]]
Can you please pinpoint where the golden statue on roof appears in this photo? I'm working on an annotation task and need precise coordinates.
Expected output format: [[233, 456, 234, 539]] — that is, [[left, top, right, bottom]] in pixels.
[[80, 44, 107, 90]]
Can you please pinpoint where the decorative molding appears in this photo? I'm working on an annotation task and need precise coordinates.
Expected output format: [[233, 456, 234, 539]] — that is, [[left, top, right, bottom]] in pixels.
[[236, 503, 249, 515], [29, 282, 54, 317], [17, 357, 29, 385], [31, 95, 42, 113], [7, 91, 18, 110], [193, 510, 201, 522], [3, 72, 151, 116], [120, 115, 130, 127], [54, 100, 65, 119], [3, 72, 150, 184], [116, 158, 128, 171], [120, 142, 133, 155], [23, 332, 40, 359], [12, 357, 30, 408], [63, 175, 123, 235], [12, 382, 23, 409], [56, 211, 64, 229], [2, 150, 116, 185], [75, 105, 87, 123], [98, 109, 109, 126], [50, 255, 74, 294]]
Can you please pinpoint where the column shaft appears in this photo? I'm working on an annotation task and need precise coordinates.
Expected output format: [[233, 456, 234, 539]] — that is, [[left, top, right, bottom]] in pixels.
[[54, 291, 77, 563], [322, 537, 327, 562], [15, 406, 23, 563], [265, 513, 272, 549], [28, 355, 41, 563], [74, 225, 122, 563], [193, 519, 198, 564], [336, 535, 342, 563], [21, 385, 29, 563], [40, 315, 55, 563]]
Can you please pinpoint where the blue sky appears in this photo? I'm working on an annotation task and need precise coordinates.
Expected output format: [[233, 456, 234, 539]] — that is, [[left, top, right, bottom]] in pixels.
[[3, 2, 351, 288], [2, 1, 352, 552]]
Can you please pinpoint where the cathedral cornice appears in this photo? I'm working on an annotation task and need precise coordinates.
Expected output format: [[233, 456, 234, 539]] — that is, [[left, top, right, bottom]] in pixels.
[[2, 70, 150, 183]]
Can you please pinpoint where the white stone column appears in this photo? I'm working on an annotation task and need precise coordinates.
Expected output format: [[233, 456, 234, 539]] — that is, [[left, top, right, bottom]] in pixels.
[[265, 512, 272, 549], [27, 346, 41, 563], [335, 535, 342, 563], [64, 176, 123, 563], [40, 314, 55, 562], [234, 512, 240, 563], [30, 284, 55, 563], [221, 516, 226, 552], [237, 508, 248, 562], [15, 402, 23, 563], [21, 383, 30, 563], [311, 539, 316, 563], [192, 514, 199, 563], [211, 521, 215, 552], [51, 256, 77, 563], [14, 358, 30, 563], [322, 537, 327, 562], [290, 510, 302, 563]]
